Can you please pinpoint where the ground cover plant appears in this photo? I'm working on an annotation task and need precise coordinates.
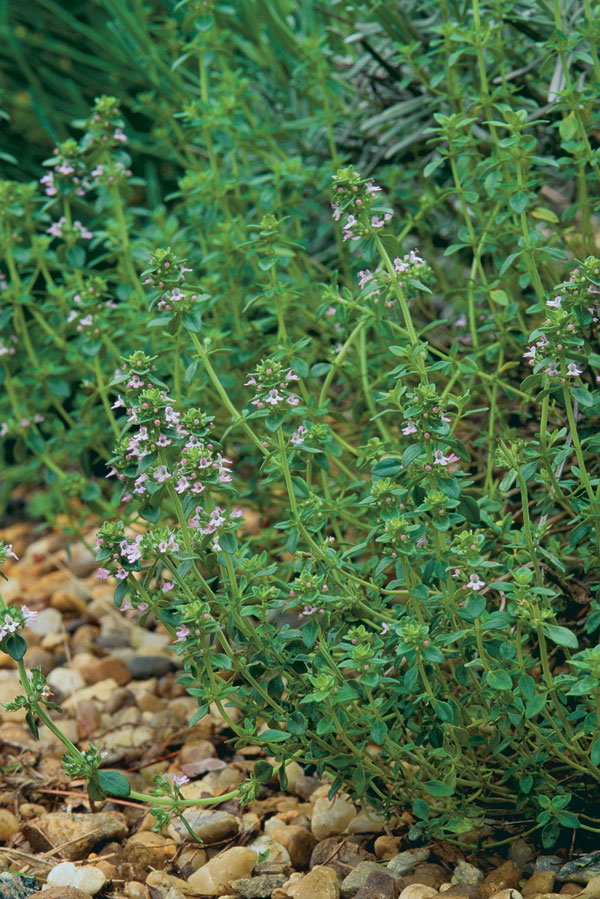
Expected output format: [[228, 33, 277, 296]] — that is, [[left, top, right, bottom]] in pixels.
[[1, 0, 600, 852]]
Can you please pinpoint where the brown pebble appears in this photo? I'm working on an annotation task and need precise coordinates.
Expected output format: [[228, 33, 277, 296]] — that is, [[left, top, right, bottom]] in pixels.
[[522, 871, 556, 898], [94, 860, 118, 881], [19, 803, 47, 820], [0, 808, 20, 841], [404, 864, 448, 889], [104, 687, 137, 715], [374, 836, 403, 860], [560, 889, 584, 897], [76, 700, 102, 739], [80, 657, 131, 687], [125, 882, 150, 899], [51, 590, 89, 615], [42, 889, 96, 899], [480, 861, 522, 899], [271, 825, 317, 869]]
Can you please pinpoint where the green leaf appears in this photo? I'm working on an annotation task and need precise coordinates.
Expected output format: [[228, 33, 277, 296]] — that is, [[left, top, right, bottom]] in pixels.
[[413, 798, 430, 819], [370, 720, 388, 744], [401, 443, 422, 468], [253, 760, 274, 783], [510, 192, 529, 214], [310, 362, 331, 378], [139, 504, 161, 523], [487, 669, 512, 691], [591, 738, 600, 767], [570, 387, 594, 408], [286, 711, 307, 735], [543, 624, 578, 649], [219, 532, 238, 554], [66, 245, 86, 268], [182, 309, 203, 332], [557, 810, 580, 829], [424, 779, 454, 797], [372, 457, 401, 478], [259, 729, 291, 743], [97, 769, 131, 797], [3, 633, 27, 661], [490, 289, 509, 307], [434, 700, 455, 724], [525, 694, 546, 719]]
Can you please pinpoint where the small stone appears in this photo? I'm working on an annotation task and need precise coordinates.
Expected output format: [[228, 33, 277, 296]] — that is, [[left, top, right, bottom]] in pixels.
[[248, 834, 290, 865], [93, 861, 117, 882], [342, 862, 389, 897], [286, 865, 340, 899], [292, 774, 322, 799], [47, 667, 85, 695], [186, 847, 257, 895], [560, 886, 582, 896], [271, 825, 316, 869], [0, 676, 27, 721], [584, 876, 600, 897], [404, 866, 447, 890], [62, 679, 119, 710], [124, 882, 149, 899], [388, 849, 431, 878], [76, 701, 102, 739], [509, 840, 534, 871], [487, 892, 523, 899], [45, 862, 106, 895], [50, 591, 88, 615], [452, 863, 483, 886], [167, 808, 239, 843], [355, 870, 399, 899], [23, 811, 128, 860], [374, 837, 403, 861], [347, 812, 387, 835], [24, 645, 54, 675], [145, 871, 189, 896], [19, 803, 46, 820], [536, 858, 562, 874], [0, 872, 38, 899], [311, 796, 357, 840], [41, 889, 94, 899], [127, 656, 173, 680], [479, 861, 522, 899], [398, 887, 438, 899], [229, 874, 287, 898], [559, 852, 600, 884], [0, 809, 19, 841], [441, 885, 479, 899], [80, 658, 131, 687], [126, 832, 177, 869], [522, 871, 556, 897], [29, 608, 63, 636], [310, 838, 376, 880]]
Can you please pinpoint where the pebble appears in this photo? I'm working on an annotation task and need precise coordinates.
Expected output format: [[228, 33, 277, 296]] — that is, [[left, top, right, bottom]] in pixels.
[[127, 655, 173, 679], [167, 808, 239, 843], [271, 825, 316, 869], [347, 812, 387, 834], [23, 811, 128, 860], [487, 892, 523, 899], [452, 862, 483, 885], [23, 645, 54, 674], [0, 676, 27, 721], [126, 832, 177, 869], [47, 667, 85, 695], [479, 861, 522, 899], [441, 885, 479, 898], [398, 887, 438, 899], [29, 608, 63, 636], [310, 837, 375, 880], [342, 862, 389, 897], [229, 874, 287, 898], [124, 882, 149, 899], [44, 862, 106, 895], [405, 865, 447, 890], [559, 852, 600, 884], [508, 840, 534, 870], [80, 657, 131, 686], [355, 870, 399, 899], [286, 865, 340, 899], [248, 834, 291, 865], [584, 876, 600, 896], [186, 846, 257, 895], [374, 837, 403, 860], [50, 590, 88, 615], [41, 889, 96, 899], [311, 796, 357, 840], [129, 628, 171, 651], [388, 849, 431, 878], [0, 809, 19, 841], [535, 858, 562, 874], [62, 678, 119, 709], [0, 873, 39, 899], [522, 871, 556, 897], [292, 774, 322, 799]]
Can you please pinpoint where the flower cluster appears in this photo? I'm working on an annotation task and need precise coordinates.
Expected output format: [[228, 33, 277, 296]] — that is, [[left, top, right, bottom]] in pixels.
[[0, 605, 37, 642], [358, 251, 432, 307], [523, 257, 600, 380], [331, 166, 392, 243], [41, 139, 92, 198], [46, 218, 93, 242], [245, 358, 301, 410]]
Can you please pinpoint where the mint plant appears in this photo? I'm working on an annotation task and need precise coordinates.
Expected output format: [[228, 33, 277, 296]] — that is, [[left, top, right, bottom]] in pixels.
[[1, 0, 600, 850]]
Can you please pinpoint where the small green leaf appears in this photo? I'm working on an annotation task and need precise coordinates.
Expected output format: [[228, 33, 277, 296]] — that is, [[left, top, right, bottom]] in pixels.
[[253, 760, 274, 783], [3, 633, 27, 661], [97, 769, 131, 797], [543, 624, 578, 649], [219, 532, 238, 554], [424, 779, 454, 797], [259, 729, 291, 743], [487, 669, 512, 691]]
